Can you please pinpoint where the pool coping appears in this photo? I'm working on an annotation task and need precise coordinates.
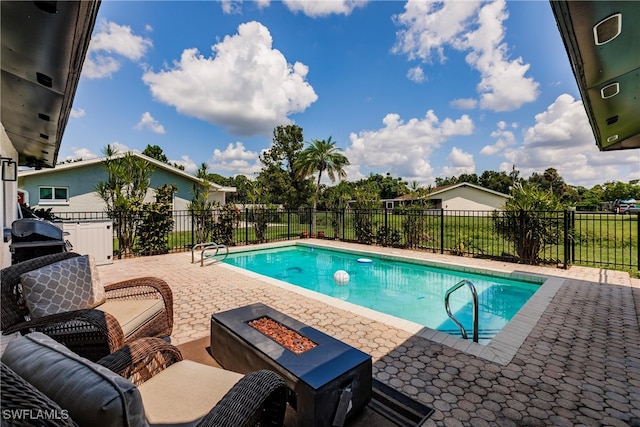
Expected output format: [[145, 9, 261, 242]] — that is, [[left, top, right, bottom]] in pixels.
[[222, 241, 563, 365]]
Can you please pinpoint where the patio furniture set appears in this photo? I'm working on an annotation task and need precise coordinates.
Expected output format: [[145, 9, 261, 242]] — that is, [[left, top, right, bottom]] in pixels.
[[0, 252, 374, 426]]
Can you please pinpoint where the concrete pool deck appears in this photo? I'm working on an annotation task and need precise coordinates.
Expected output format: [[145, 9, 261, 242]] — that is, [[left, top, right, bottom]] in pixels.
[[98, 240, 640, 426]]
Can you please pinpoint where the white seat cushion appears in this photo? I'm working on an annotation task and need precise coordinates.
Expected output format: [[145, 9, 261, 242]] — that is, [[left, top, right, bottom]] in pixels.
[[96, 299, 164, 337], [137, 360, 243, 427]]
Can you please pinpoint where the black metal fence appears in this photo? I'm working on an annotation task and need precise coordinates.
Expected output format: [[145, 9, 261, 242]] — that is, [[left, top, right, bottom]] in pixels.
[[55, 208, 639, 272]]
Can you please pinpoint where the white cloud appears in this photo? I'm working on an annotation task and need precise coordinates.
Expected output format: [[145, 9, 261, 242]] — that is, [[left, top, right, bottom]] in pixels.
[[70, 108, 86, 118], [283, 0, 368, 17], [83, 20, 153, 79], [407, 66, 426, 83], [135, 112, 166, 134], [109, 142, 135, 154], [170, 155, 198, 174], [392, 0, 538, 112], [441, 147, 475, 177], [480, 122, 517, 155], [345, 110, 474, 185], [83, 55, 121, 79], [142, 21, 318, 137], [450, 98, 477, 110], [145, 24, 153, 32], [63, 147, 98, 161], [208, 142, 262, 176], [220, 0, 243, 14], [499, 94, 640, 186]]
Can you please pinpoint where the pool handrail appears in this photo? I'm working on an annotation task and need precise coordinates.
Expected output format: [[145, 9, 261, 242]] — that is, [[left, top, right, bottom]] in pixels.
[[444, 279, 479, 343], [191, 242, 229, 266]]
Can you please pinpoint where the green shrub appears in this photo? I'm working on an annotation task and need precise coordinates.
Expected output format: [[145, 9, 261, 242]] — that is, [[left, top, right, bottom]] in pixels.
[[137, 185, 176, 256], [212, 204, 238, 245]]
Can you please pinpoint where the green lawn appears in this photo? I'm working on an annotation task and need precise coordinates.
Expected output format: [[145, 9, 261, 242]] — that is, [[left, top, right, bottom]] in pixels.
[[115, 210, 638, 275]]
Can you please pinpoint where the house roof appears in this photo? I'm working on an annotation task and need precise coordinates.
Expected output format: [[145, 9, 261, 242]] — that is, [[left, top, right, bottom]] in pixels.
[[550, 1, 640, 151], [384, 182, 510, 202], [427, 182, 510, 199], [18, 152, 236, 192]]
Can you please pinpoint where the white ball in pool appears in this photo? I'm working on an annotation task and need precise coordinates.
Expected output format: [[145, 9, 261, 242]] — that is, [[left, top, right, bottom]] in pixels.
[[333, 270, 350, 285]]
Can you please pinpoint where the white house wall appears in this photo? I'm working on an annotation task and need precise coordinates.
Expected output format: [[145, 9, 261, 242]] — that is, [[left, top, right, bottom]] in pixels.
[[1, 124, 18, 267], [19, 161, 223, 215], [439, 186, 507, 211], [207, 192, 226, 205], [38, 189, 192, 214]]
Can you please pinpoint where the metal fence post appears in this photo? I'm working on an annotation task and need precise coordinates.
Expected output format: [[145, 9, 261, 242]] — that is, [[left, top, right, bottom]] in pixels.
[[563, 210, 570, 269], [440, 208, 444, 254], [571, 210, 576, 266], [190, 211, 195, 247], [117, 211, 122, 260], [342, 208, 346, 241], [637, 212, 640, 270], [245, 208, 249, 245], [384, 208, 388, 232]]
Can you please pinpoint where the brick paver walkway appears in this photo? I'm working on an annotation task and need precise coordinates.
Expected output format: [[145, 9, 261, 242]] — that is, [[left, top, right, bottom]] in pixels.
[[98, 242, 640, 426]]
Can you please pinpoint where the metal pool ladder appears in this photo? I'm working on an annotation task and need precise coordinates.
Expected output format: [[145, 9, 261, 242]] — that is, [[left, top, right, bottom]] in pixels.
[[192, 242, 229, 266], [444, 279, 479, 343]]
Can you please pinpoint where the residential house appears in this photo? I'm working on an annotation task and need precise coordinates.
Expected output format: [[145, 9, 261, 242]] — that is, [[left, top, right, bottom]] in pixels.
[[381, 182, 510, 212], [17, 153, 236, 214]]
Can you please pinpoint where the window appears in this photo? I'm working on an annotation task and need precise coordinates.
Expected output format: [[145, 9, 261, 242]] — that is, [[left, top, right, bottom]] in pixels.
[[39, 186, 68, 203]]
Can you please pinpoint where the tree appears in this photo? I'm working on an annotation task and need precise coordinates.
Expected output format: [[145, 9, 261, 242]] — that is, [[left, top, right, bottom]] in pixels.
[[226, 174, 252, 204], [435, 176, 459, 187], [362, 173, 406, 199], [527, 168, 568, 200], [479, 170, 513, 194], [257, 125, 313, 209], [492, 183, 564, 265], [350, 183, 380, 244], [457, 173, 479, 185], [142, 144, 168, 163], [602, 181, 640, 202], [142, 144, 185, 170], [95, 145, 154, 257], [322, 180, 353, 238], [298, 137, 350, 235]]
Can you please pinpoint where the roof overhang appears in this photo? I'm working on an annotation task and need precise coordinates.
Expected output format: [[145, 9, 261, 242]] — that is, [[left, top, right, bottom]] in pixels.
[[1, 1, 101, 168], [550, 1, 640, 151]]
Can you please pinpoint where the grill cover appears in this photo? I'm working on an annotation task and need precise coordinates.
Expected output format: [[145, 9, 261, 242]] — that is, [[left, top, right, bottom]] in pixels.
[[10, 219, 66, 264]]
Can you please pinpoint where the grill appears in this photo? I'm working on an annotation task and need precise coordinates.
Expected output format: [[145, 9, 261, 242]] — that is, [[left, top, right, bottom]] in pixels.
[[9, 219, 68, 264]]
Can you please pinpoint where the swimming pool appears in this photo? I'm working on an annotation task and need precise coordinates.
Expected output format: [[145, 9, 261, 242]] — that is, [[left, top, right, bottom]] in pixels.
[[223, 245, 542, 344]]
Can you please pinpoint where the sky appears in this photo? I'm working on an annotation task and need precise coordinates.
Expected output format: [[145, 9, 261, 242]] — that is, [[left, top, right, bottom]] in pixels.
[[60, 0, 640, 188]]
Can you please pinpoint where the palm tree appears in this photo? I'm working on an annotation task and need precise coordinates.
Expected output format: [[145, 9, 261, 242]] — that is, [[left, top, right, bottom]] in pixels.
[[298, 137, 350, 235]]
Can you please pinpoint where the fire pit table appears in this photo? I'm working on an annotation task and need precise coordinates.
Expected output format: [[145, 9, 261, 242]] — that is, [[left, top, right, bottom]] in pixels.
[[210, 303, 372, 427]]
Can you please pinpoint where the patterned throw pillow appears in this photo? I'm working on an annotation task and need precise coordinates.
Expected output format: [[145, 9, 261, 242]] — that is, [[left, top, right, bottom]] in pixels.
[[20, 255, 106, 319]]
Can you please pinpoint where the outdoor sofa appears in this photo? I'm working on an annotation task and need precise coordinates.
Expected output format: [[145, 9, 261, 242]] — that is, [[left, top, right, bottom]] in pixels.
[[1, 252, 173, 361], [1, 332, 288, 426]]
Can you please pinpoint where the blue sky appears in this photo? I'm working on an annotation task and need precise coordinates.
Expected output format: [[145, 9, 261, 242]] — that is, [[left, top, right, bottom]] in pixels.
[[61, 0, 640, 188]]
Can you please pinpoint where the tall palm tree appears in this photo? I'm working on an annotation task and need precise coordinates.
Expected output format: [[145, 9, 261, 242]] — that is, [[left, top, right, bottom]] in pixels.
[[298, 137, 350, 235]]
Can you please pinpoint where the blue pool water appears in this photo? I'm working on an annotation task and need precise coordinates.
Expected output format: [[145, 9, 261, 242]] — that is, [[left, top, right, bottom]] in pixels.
[[223, 245, 541, 343]]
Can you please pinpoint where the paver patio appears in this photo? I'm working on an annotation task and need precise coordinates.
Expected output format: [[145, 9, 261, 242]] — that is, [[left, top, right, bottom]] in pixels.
[[97, 241, 640, 426]]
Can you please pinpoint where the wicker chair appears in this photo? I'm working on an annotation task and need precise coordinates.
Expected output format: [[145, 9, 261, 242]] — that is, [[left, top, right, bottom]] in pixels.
[[1, 252, 173, 361], [1, 333, 288, 427]]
